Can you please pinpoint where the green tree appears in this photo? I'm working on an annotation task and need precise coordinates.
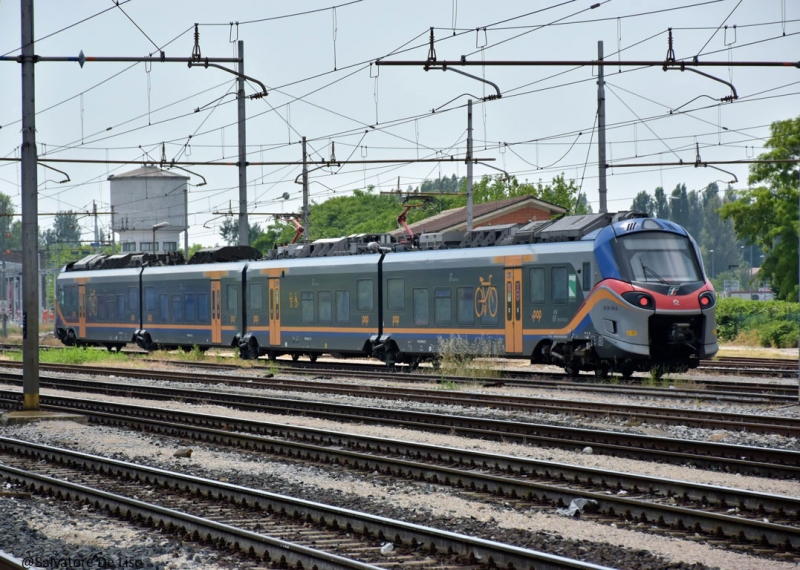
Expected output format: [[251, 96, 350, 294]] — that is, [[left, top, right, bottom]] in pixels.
[[43, 211, 82, 247], [720, 116, 800, 300], [653, 187, 670, 219], [219, 217, 263, 246], [631, 191, 655, 216]]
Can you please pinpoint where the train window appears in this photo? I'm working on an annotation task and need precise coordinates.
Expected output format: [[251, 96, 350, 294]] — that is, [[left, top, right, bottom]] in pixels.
[[434, 288, 451, 325], [335, 290, 349, 323], [117, 295, 125, 319], [128, 287, 138, 313], [413, 288, 429, 326], [172, 294, 183, 322], [97, 295, 106, 320], [184, 294, 195, 322], [582, 262, 591, 291], [301, 291, 314, 323], [226, 285, 238, 312], [457, 287, 474, 325], [107, 296, 115, 321], [57, 287, 65, 308], [319, 291, 332, 323], [249, 283, 264, 312], [529, 267, 545, 304], [198, 293, 209, 322], [69, 286, 78, 310], [145, 287, 155, 312], [357, 280, 373, 311], [387, 278, 404, 311], [552, 266, 568, 304], [159, 294, 169, 322]]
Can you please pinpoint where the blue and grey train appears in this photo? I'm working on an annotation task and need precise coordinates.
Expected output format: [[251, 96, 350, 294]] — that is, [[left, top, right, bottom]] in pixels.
[[55, 212, 718, 377]]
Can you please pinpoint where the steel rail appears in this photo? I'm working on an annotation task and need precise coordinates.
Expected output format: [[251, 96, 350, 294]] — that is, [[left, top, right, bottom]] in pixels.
[[1, 367, 796, 434], [1, 389, 797, 479], [42, 405, 800, 551], [0, 437, 613, 570]]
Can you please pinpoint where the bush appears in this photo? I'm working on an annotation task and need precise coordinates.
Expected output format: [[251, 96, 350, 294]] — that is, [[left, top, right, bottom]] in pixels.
[[716, 298, 799, 346], [436, 335, 503, 380]]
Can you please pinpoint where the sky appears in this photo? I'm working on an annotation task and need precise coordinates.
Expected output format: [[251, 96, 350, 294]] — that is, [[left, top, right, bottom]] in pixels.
[[0, 0, 798, 248]]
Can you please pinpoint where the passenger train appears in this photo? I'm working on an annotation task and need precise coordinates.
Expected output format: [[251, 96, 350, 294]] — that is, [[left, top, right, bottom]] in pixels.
[[54, 212, 718, 377]]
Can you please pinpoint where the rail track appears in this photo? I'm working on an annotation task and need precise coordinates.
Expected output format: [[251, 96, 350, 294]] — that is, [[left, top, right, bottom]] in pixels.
[[0, 364, 797, 436], [0, 436, 614, 570], [1, 380, 798, 480]]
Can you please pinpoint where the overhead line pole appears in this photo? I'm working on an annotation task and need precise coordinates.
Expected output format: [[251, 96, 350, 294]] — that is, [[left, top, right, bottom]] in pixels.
[[466, 100, 473, 231], [237, 40, 248, 246], [302, 137, 309, 241], [20, 0, 39, 411], [597, 41, 607, 214]]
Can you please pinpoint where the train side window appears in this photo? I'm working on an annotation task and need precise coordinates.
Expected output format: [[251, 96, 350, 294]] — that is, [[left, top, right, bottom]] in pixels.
[[357, 280, 373, 311], [172, 294, 183, 322], [97, 294, 106, 320], [145, 287, 155, 312], [530, 267, 545, 304], [301, 291, 314, 323], [434, 288, 451, 325], [58, 286, 65, 308], [226, 284, 238, 312], [70, 286, 77, 310], [387, 278, 404, 311], [159, 294, 169, 322], [552, 266, 568, 304], [335, 290, 349, 323], [128, 287, 138, 313], [582, 262, 591, 291], [413, 288, 429, 326], [319, 290, 332, 323], [107, 296, 115, 321], [184, 293, 195, 322], [197, 293, 209, 322], [117, 295, 125, 319], [457, 287, 474, 325], [249, 283, 264, 312]]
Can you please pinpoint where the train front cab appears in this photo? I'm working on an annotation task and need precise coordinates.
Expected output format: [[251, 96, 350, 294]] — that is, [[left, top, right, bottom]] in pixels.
[[590, 219, 718, 374]]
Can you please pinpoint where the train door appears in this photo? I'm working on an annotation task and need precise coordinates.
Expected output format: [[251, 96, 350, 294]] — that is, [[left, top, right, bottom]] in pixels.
[[210, 280, 222, 343], [504, 266, 522, 353], [268, 277, 281, 346], [78, 284, 86, 338]]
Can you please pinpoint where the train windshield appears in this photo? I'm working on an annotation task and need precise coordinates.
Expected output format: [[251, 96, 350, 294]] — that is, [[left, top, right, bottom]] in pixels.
[[617, 232, 702, 284]]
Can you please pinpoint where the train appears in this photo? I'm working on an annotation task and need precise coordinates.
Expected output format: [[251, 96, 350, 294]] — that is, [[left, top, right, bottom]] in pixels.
[[54, 211, 718, 377]]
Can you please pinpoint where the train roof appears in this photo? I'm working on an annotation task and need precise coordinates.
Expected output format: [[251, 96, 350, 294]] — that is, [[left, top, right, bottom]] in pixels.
[[61, 211, 675, 272]]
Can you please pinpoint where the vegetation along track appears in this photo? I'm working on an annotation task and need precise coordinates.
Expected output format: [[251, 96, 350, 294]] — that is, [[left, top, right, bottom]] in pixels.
[[0, 377, 798, 480], [6, 401, 800, 559], [0, 436, 613, 570], [0, 364, 797, 436]]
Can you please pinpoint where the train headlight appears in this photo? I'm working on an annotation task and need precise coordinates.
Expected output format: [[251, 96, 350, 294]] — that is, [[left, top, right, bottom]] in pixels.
[[622, 292, 654, 309], [699, 291, 716, 308]]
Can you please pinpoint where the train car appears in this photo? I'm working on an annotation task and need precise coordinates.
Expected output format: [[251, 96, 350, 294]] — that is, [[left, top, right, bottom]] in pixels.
[[55, 255, 142, 351], [239, 238, 383, 361]]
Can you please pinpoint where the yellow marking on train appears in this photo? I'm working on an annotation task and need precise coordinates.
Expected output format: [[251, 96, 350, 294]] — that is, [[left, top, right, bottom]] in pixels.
[[626, 330, 638, 337], [203, 271, 230, 278]]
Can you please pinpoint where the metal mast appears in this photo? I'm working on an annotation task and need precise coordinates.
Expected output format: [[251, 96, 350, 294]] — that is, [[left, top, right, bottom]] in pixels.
[[597, 41, 607, 214], [302, 137, 309, 241], [466, 99, 474, 231], [237, 40, 248, 246]]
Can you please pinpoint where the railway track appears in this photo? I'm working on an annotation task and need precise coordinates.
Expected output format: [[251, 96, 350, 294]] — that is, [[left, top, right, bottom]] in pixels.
[[1, 384, 798, 480], [0, 436, 614, 570], [2, 401, 800, 559], [0, 364, 797, 436]]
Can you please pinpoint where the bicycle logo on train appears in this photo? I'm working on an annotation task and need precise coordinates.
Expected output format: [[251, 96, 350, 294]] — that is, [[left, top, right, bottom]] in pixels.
[[474, 275, 498, 319]]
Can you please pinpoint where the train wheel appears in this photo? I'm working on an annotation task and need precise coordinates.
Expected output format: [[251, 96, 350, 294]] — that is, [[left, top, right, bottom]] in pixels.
[[594, 366, 610, 379], [66, 330, 77, 346], [308, 354, 318, 363]]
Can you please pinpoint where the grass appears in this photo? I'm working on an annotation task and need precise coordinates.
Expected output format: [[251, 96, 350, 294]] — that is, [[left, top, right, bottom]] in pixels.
[[435, 335, 503, 380], [10, 346, 132, 365]]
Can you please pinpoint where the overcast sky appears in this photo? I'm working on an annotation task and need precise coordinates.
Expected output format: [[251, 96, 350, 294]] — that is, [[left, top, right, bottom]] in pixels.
[[0, 0, 798, 247]]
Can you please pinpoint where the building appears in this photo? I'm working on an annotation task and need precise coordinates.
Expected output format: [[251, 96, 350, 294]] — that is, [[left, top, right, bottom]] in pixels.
[[108, 165, 188, 254], [388, 195, 567, 238]]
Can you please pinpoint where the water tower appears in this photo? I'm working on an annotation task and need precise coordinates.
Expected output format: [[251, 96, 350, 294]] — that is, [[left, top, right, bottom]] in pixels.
[[108, 165, 188, 255]]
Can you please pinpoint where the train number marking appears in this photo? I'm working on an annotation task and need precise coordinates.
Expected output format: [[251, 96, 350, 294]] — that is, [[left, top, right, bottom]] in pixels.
[[147, 314, 153, 323], [361, 315, 369, 326], [288, 292, 299, 309], [391, 315, 399, 326], [253, 315, 259, 325], [474, 275, 498, 318], [531, 309, 543, 322]]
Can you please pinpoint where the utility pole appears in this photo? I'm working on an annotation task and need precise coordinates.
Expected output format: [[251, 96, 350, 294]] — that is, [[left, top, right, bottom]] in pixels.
[[1, 202, 6, 338], [597, 41, 608, 214], [237, 40, 248, 246], [20, 0, 40, 410], [466, 99, 474, 232], [93, 200, 99, 253], [302, 136, 309, 241], [183, 187, 189, 259], [110, 205, 115, 253]]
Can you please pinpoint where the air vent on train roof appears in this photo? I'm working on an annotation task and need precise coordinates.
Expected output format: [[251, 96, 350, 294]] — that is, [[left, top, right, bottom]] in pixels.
[[624, 222, 637, 232]]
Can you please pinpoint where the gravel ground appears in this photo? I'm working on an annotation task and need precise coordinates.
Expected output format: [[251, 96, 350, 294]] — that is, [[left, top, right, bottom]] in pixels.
[[1, 379, 798, 570]]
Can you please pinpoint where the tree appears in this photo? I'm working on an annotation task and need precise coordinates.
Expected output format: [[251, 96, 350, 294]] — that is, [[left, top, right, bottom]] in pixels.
[[219, 217, 263, 246], [653, 187, 670, 219], [720, 116, 800, 300], [631, 191, 655, 216], [43, 211, 81, 247]]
